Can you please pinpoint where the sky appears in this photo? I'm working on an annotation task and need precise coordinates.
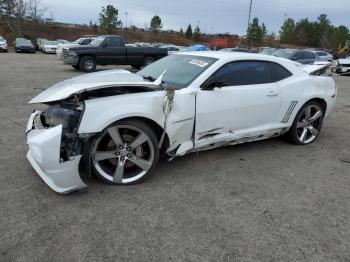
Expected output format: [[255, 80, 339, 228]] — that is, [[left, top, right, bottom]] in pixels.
[[41, 0, 350, 35]]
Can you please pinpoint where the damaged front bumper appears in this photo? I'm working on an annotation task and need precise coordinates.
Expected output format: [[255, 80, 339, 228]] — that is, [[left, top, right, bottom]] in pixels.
[[26, 111, 87, 194]]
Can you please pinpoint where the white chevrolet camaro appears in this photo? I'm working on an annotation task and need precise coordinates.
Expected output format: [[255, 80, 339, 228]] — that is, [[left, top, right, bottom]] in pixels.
[[26, 52, 337, 194]]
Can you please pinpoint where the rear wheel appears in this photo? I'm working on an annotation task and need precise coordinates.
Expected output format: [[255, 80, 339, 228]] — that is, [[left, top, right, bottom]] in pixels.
[[90, 120, 159, 185], [143, 57, 156, 67], [286, 101, 324, 145], [79, 56, 96, 72]]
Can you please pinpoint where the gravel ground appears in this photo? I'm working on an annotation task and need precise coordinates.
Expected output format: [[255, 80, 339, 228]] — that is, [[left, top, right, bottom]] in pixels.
[[0, 53, 349, 262]]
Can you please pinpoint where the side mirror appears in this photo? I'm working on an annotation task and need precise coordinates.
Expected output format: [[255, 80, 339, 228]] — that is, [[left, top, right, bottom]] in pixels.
[[202, 78, 225, 90]]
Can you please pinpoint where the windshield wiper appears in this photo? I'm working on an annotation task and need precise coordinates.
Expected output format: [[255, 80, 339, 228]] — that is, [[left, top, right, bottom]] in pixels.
[[142, 75, 156, 81]]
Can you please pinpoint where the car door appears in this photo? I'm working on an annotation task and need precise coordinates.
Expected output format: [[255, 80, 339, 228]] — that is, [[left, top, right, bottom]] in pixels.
[[98, 37, 127, 65], [291, 51, 304, 63], [108, 37, 127, 65], [300, 51, 316, 64], [195, 60, 282, 149]]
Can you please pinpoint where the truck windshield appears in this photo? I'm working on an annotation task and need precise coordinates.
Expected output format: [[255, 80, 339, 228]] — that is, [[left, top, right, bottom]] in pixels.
[[137, 54, 218, 89]]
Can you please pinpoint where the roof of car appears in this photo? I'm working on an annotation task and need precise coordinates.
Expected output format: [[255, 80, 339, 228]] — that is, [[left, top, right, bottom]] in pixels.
[[177, 51, 277, 60], [175, 51, 303, 71]]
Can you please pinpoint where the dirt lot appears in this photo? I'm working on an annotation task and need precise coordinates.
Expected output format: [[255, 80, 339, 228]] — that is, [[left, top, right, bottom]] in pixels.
[[0, 53, 349, 262]]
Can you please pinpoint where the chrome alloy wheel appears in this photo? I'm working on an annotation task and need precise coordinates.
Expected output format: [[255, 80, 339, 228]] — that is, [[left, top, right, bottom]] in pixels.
[[92, 125, 155, 184], [84, 59, 94, 70], [296, 104, 323, 144]]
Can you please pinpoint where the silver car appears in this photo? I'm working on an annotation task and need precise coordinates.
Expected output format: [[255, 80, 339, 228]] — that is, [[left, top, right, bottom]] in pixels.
[[312, 51, 333, 62]]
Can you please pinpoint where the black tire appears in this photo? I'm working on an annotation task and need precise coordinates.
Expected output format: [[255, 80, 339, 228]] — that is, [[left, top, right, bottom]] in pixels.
[[143, 56, 156, 67], [90, 119, 160, 185], [72, 65, 80, 70], [79, 56, 96, 73], [285, 101, 324, 145], [132, 64, 142, 70]]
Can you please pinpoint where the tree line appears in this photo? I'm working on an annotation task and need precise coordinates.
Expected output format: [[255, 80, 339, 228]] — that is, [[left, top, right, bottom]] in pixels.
[[247, 13, 349, 49], [0, 0, 49, 36], [2, 1, 348, 49]]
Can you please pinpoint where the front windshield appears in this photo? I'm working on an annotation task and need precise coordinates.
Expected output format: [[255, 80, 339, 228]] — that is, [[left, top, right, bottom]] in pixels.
[[89, 36, 105, 47], [0, 36, 4, 41], [260, 48, 275, 55], [272, 49, 294, 59], [18, 39, 31, 44], [46, 41, 58, 45], [73, 38, 82, 44], [137, 54, 218, 89]]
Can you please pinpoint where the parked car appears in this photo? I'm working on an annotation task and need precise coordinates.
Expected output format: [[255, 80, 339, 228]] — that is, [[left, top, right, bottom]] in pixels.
[[15, 38, 35, 53], [272, 49, 317, 64], [62, 35, 168, 72], [56, 37, 95, 56], [42, 41, 59, 54], [134, 42, 153, 48], [26, 52, 337, 194], [56, 39, 71, 45], [38, 39, 47, 51], [0, 36, 8, 52], [221, 47, 252, 53], [334, 58, 350, 74], [34, 38, 46, 51], [310, 51, 333, 62], [186, 45, 209, 51], [260, 48, 277, 55], [161, 45, 182, 54]]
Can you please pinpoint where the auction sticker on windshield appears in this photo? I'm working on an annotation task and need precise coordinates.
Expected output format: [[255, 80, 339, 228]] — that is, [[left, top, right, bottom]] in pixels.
[[188, 59, 209, 68]]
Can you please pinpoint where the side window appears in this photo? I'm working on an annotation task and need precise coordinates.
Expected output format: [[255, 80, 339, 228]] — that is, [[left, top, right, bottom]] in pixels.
[[81, 39, 90, 45], [212, 61, 273, 86], [316, 52, 326, 56], [271, 63, 292, 82], [303, 52, 316, 59], [291, 52, 303, 60], [108, 37, 122, 47]]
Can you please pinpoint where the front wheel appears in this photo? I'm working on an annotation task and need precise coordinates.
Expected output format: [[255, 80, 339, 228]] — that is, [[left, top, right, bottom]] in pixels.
[[286, 101, 324, 145], [90, 120, 159, 185], [143, 57, 156, 67], [79, 56, 96, 72]]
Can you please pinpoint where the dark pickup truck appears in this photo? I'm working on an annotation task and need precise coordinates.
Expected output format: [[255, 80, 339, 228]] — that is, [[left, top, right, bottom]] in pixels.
[[62, 35, 168, 72]]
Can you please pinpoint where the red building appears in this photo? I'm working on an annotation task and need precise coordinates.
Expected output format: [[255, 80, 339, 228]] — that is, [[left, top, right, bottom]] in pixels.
[[207, 34, 238, 50]]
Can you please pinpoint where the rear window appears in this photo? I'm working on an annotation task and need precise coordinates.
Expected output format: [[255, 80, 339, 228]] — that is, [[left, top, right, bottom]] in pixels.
[[271, 63, 292, 82]]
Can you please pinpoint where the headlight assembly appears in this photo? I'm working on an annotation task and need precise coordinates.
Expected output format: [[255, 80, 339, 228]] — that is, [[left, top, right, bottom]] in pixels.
[[68, 51, 77, 57], [43, 103, 83, 131]]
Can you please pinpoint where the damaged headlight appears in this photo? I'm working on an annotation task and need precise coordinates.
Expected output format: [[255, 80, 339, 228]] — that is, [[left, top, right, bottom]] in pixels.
[[43, 103, 83, 131]]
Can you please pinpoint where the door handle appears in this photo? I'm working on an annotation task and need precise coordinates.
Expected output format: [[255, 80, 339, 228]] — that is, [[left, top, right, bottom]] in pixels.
[[266, 91, 278, 97]]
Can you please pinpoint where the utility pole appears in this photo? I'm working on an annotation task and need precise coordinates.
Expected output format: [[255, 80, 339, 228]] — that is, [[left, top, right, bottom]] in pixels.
[[125, 12, 128, 28], [247, 0, 253, 33], [247, 0, 253, 48]]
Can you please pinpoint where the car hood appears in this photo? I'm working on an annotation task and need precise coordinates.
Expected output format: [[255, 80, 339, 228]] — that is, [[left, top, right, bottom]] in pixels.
[[44, 45, 58, 48], [338, 58, 350, 64], [17, 44, 33, 47], [30, 69, 159, 104], [61, 43, 80, 49]]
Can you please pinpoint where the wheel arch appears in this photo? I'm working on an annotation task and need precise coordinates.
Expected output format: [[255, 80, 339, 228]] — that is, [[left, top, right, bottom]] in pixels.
[[304, 97, 327, 114], [78, 54, 96, 62], [92, 116, 170, 156]]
